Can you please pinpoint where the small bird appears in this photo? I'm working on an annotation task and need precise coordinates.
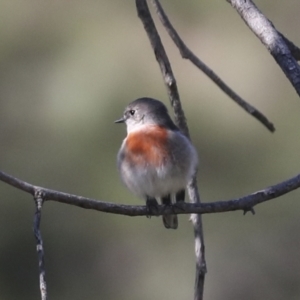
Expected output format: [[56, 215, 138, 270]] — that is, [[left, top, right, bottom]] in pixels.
[[115, 97, 198, 229]]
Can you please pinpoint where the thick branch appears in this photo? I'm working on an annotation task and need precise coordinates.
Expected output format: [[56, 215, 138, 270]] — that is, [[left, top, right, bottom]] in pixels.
[[227, 0, 300, 97], [1, 170, 300, 216], [150, 0, 275, 133], [280, 33, 300, 61]]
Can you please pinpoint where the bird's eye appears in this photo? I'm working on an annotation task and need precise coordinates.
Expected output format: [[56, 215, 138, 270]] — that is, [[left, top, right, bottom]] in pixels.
[[129, 110, 135, 116]]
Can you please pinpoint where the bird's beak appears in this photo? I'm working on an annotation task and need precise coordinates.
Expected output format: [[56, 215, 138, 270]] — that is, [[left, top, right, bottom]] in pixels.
[[114, 117, 125, 124]]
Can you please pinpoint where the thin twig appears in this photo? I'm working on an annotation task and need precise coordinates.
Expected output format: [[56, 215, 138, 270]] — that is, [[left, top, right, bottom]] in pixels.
[[135, 0, 189, 137], [1, 170, 300, 216], [227, 0, 300, 97], [150, 0, 275, 133], [34, 190, 47, 300], [187, 176, 206, 300], [135, 1, 206, 299]]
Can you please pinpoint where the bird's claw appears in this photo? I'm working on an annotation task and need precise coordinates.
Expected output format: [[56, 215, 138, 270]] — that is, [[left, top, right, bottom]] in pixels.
[[146, 198, 159, 217]]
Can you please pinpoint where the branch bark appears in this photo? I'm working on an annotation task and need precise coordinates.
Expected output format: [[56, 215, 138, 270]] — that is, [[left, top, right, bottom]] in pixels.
[[280, 33, 300, 61]]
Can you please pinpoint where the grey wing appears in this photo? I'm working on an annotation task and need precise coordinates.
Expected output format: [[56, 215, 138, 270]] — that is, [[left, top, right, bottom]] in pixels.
[[168, 131, 198, 176]]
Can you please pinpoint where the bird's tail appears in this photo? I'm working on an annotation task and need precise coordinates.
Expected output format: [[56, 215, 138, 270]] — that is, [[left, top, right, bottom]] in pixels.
[[162, 214, 178, 229], [161, 194, 178, 229]]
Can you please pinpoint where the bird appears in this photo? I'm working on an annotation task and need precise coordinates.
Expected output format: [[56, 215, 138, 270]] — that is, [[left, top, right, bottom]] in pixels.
[[115, 97, 198, 229]]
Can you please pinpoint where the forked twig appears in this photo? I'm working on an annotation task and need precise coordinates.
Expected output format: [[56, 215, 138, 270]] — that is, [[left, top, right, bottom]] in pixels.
[[150, 0, 275, 133]]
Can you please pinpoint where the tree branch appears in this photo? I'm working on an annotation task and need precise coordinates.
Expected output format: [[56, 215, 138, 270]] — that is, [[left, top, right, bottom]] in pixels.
[[135, 0, 189, 136], [279, 33, 300, 62], [227, 0, 300, 97], [150, 0, 275, 133], [1, 170, 300, 216], [0, 168, 299, 297], [136, 1, 206, 299], [33, 190, 47, 300]]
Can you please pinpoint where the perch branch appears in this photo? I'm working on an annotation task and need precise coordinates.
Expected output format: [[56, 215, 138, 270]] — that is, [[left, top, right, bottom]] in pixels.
[[1, 170, 300, 216], [227, 0, 300, 97], [136, 1, 206, 299], [34, 190, 47, 300], [150, 0, 275, 133]]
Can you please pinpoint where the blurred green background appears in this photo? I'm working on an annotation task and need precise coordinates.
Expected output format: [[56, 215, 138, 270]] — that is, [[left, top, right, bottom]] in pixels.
[[0, 0, 300, 299]]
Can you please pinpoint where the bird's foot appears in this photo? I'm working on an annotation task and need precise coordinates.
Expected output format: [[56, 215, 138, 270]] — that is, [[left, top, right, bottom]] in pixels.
[[146, 197, 159, 218]]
